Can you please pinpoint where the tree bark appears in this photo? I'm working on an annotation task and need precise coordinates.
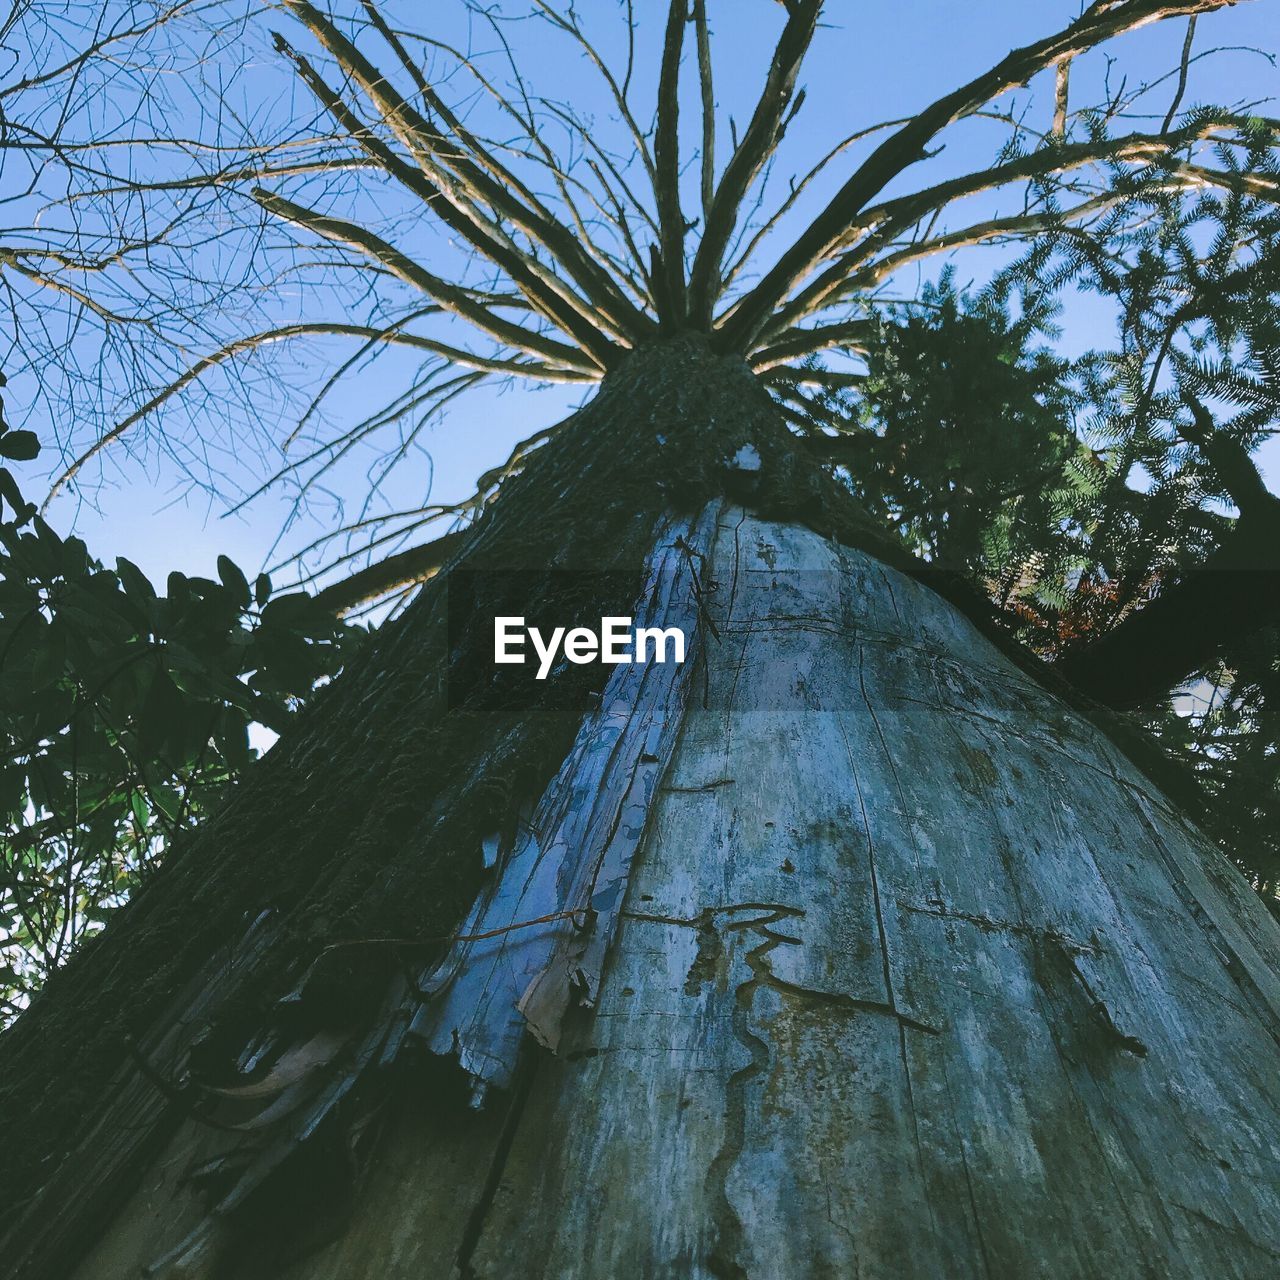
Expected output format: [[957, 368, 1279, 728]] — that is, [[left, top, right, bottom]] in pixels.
[[5, 340, 1280, 1278], [74, 507, 1280, 1279]]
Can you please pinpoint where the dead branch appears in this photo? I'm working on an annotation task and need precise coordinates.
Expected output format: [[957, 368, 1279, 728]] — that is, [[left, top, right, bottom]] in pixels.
[[828, 195, 1125, 296], [688, 0, 821, 326], [272, 27, 623, 366], [693, 0, 716, 222], [653, 0, 689, 326], [529, 0, 658, 188], [292, 0, 654, 346], [314, 529, 472, 614], [717, 117, 915, 300], [749, 321, 875, 372], [1054, 57, 1072, 134], [253, 188, 598, 369], [1162, 16, 1199, 132], [757, 117, 1264, 336], [719, 0, 1242, 350]]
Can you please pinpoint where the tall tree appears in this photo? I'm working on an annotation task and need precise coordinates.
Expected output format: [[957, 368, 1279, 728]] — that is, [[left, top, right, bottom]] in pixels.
[[2, 3, 1280, 1277]]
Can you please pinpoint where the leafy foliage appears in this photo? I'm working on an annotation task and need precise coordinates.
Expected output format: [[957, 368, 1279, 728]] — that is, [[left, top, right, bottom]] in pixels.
[[0, 388, 356, 1021], [991, 132, 1279, 610], [1147, 636, 1280, 900], [1015, 153, 1280, 895]]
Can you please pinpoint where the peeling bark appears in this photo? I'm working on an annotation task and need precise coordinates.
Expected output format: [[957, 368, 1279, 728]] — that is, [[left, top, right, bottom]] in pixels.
[[408, 506, 720, 1093]]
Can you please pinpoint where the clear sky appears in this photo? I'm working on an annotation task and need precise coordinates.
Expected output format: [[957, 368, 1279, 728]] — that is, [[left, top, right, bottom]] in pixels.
[[11, 0, 1279, 588]]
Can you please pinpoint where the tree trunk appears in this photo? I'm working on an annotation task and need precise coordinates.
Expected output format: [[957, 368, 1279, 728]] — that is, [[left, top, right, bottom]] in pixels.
[[6, 340, 1280, 1278]]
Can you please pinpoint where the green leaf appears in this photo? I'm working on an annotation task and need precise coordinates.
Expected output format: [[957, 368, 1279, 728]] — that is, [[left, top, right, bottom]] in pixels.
[[0, 468, 31, 522], [0, 765, 25, 814], [254, 572, 272, 607], [217, 555, 250, 608], [29, 620, 68, 691], [116, 557, 157, 603], [0, 578, 40, 613], [151, 783, 182, 825], [166, 640, 254, 708], [0, 431, 40, 462], [261, 592, 335, 635], [139, 669, 188, 758]]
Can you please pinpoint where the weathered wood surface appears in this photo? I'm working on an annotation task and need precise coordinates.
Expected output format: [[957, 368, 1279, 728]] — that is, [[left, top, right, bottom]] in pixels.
[[407, 507, 719, 1095], [73, 509, 1280, 1279]]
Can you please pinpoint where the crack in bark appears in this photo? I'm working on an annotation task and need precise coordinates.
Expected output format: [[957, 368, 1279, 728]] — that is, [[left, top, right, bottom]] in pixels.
[[660, 778, 736, 793], [1045, 937, 1149, 1058], [899, 899, 1100, 956], [751, 968, 940, 1035], [624, 902, 943, 1030], [455, 1053, 539, 1280], [697, 901, 939, 1279], [622, 902, 805, 929], [704, 910, 799, 1280]]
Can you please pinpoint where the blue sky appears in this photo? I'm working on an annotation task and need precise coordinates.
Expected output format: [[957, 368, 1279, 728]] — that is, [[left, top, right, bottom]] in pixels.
[[12, 0, 1279, 587]]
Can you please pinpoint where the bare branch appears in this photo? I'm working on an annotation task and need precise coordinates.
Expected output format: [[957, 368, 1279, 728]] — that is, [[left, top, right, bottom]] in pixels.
[[314, 529, 471, 614], [757, 117, 1261, 336], [1162, 16, 1199, 132], [693, 0, 716, 222], [761, 365, 867, 391], [401, 23, 655, 309], [529, 0, 657, 187], [44, 317, 589, 507], [252, 188, 599, 370], [749, 320, 874, 372], [326, 1, 657, 344], [473, 422, 560, 492], [654, 0, 688, 326], [720, 0, 1243, 350], [273, 21, 625, 365], [0, 0, 206, 101], [717, 117, 915, 299], [828, 194, 1124, 294], [0, 252, 147, 325], [1054, 57, 1072, 134], [688, 0, 821, 325]]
